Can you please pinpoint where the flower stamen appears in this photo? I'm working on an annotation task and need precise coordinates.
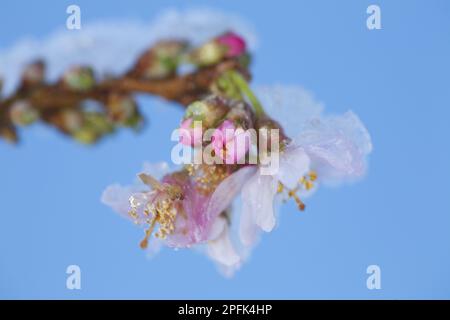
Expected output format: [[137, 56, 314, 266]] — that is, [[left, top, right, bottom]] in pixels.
[[185, 164, 229, 194], [278, 171, 318, 211], [128, 173, 184, 248]]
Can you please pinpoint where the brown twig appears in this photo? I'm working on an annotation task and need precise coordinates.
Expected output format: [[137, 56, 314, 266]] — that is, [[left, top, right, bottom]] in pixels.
[[0, 58, 249, 143]]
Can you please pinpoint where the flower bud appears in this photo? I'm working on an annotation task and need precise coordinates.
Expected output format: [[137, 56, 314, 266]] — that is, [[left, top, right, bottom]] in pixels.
[[62, 66, 95, 91], [184, 95, 229, 128], [190, 32, 247, 66], [190, 40, 225, 66], [179, 118, 202, 147], [255, 116, 289, 150], [107, 94, 135, 123], [59, 109, 84, 133], [0, 125, 18, 144], [216, 32, 246, 57], [153, 40, 188, 58], [9, 100, 39, 126], [223, 100, 254, 130], [73, 127, 98, 145], [84, 112, 114, 135], [21, 60, 45, 88], [107, 94, 144, 130], [211, 120, 251, 164], [129, 40, 188, 79], [124, 113, 145, 131]]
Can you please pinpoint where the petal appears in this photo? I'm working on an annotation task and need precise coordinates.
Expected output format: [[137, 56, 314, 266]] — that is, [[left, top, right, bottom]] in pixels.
[[211, 127, 225, 150], [240, 171, 278, 244], [296, 111, 372, 183], [207, 216, 240, 267], [217, 32, 246, 57], [141, 161, 171, 180], [165, 166, 256, 248], [178, 118, 203, 146], [226, 129, 251, 164], [179, 119, 194, 146], [205, 166, 257, 223], [218, 119, 235, 132], [101, 184, 138, 219], [276, 146, 310, 189], [101, 184, 131, 216], [239, 194, 260, 246], [255, 85, 324, 139]]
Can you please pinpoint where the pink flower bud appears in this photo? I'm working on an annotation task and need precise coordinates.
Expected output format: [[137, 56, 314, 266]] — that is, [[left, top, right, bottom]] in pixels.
[[217, 32, 246, 57], [212, 120, 250, 164], [179, 118, 203, 147]]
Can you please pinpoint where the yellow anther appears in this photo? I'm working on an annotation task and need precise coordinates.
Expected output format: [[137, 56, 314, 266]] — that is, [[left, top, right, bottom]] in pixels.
[[281, 171, 318, 212], [304, 180, 313, 191], [277, 182, 284, 193], [140, 220, 156, 249], [129, 175, 184, 248], [309, 171, 317, 181], [186, 164, 229, 194]]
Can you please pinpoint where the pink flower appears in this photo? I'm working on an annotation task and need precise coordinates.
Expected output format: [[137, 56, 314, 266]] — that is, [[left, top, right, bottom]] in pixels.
[[217, 32, 246, 57], [211, 120, 251, 164], [102, 163, 254, 253], [179, 118, 202, 146]]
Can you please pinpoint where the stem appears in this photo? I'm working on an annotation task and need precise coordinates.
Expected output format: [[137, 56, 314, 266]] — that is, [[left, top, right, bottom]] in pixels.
[[0, 58, 245, 143], [229, 70, 265, 117]]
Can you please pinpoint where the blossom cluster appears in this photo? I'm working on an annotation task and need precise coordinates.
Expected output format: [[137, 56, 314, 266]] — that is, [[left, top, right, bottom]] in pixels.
[[102, 32, 372, 276]]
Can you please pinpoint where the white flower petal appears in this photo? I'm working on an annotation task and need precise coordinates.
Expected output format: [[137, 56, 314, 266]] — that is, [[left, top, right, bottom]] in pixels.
[[255, 85, 324, 138], [208, 213, 227, 241], [239, 193, 260, 247], [328, 111, 372, 156], [101, 184, 134, 217], [141, 161, 171, 180], [207, 216, 240, 267], [276, 146, 310, 189], [205, 166, 257, 221], [296, 111, 372, 183], [241, 172, 278, 241]]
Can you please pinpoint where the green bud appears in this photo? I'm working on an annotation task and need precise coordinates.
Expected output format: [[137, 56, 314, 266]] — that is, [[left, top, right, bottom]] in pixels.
[[107, 94, 142, 128], [131, 41, 187, 79], [123, 113, 145, 131], [61, 109, 84, 133], [224, 100, 254, 130], [84, 112, 114, 135], [63, 66, 95, 91], [9, 101, 39, 126], [185, 96, 229, 128], [73, 127, 98, 144], [190, 41, 225, 66]]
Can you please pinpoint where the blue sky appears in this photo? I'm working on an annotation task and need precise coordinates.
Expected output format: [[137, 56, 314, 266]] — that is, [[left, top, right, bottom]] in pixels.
[[1, 0, 450, 299]]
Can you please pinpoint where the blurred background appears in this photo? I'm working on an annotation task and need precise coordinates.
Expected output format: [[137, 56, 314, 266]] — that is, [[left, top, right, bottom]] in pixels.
[[1, 0, 450, 299]]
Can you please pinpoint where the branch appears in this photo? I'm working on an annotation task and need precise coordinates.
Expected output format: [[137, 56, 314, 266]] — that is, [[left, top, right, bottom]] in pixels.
[[0, 33, 251, 144]]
